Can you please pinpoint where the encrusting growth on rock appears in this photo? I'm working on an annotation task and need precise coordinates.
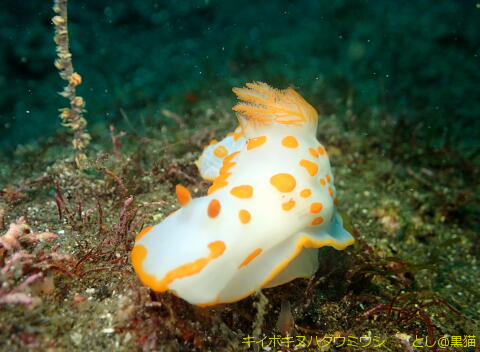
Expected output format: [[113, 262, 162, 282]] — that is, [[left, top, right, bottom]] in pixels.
[[52, 0, 91, 168]]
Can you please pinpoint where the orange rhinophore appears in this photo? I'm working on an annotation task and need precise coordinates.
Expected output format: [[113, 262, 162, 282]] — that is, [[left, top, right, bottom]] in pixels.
[[232, 81, 318, 128]]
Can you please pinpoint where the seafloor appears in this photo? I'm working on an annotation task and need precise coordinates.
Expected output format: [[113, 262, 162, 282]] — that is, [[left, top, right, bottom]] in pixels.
[[0, 95, 478, 351]]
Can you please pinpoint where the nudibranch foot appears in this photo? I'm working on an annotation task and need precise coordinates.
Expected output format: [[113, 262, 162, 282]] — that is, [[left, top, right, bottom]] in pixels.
[[262, 247, 319, 289], [211, 235, 319, 304]]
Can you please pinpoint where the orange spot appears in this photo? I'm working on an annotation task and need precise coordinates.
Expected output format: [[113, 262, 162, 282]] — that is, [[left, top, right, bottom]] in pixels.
[[317, 146, 326, 155], [132, 241, 226, 292], [233, 131, 244, 141], [325, 174, 331, 183], [311, 217, 324, 226], [131, 245, 154, 286], [300, 189, 312, 198], [281, 136, 298, 148], [209, 139, 218, 146], [213, 145, 228, 158], [247, 135, 266, 150], [207, 152, 239, 195], [328, 187, 334, 197], [219, 162, 236, 175], [238, 248, 262, 268], [207, 178, 228, 194], [208, 171, 232, 195], [219, 151, 240, 176], [208, 199, 221, 218], [270, 173, 296, 193], [282, 200, 296, 211], [309, 202, 323, 214], [175, 184, 191, 206], [238, 209, 251, 224], [230, 185, 253, 199], [226, 132, 234, 137], [224, 151, 240, 163], [299, 159, 318, 177], [309, 147, 319, 158], [135, 226, 153, 241], [320, 178, 326, 186]]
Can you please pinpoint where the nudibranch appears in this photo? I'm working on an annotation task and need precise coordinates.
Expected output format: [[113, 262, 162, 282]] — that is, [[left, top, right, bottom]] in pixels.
[[131, 82, 354, 306]]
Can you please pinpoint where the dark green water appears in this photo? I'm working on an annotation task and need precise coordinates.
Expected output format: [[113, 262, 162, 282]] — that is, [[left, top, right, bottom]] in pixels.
[[1, 0, 479, 157]]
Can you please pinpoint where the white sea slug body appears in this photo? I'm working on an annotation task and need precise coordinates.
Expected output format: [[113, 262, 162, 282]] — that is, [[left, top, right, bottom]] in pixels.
[[131, 82, 354, 306]]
